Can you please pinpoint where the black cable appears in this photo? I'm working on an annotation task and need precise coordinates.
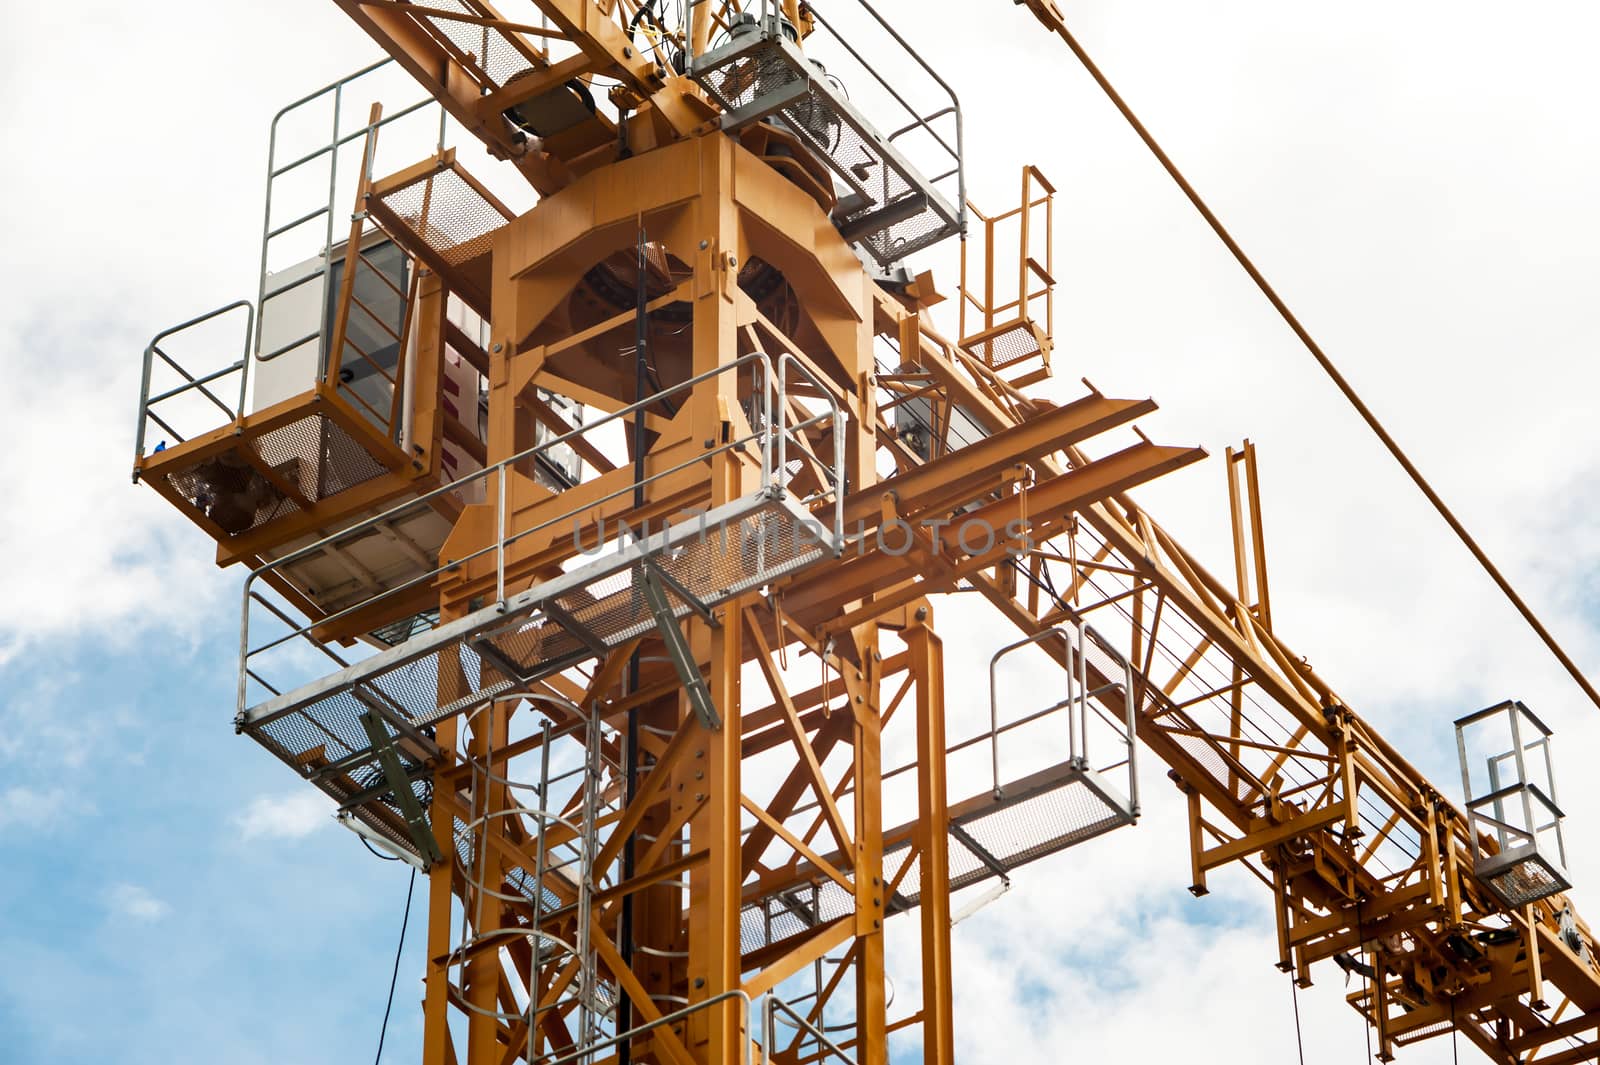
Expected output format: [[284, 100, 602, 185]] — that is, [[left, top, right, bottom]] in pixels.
[[1289, 971, 1307, 1065], [374, 866, 417, 1065], [1357, 897, 1373, 1064], [617, 225, 650, 1065], [360, 834, 402, 861]]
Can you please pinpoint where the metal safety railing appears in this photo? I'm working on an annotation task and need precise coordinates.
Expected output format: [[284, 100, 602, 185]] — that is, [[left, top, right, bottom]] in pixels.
[[988, 621, 1136, 800], [759, 620, 1141, 941], [133, 62, 445, 471], [778, 0, 966, 214], [255, 59, 441, 371], [826, 619, 1139, 804], [691, 0, 965, 264], [959, 165, 1055, 372], [132, 300, 255, 474], [237, 351, 847, 715], [763, 995, 857, 1065]]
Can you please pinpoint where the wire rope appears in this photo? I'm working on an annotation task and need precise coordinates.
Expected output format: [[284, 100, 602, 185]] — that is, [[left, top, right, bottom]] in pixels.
[[1032, 11, 1600, 715], [373, 866, 417, 1065], [1290, 970, 1307, 1065]]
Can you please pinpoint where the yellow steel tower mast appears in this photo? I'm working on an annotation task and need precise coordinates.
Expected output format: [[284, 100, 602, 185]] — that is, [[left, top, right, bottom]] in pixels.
[[131, 2, 1600, 1063]]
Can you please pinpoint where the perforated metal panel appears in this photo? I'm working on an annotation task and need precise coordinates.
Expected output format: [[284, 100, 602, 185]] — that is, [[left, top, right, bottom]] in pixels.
[[406, 0, 537, 88], [376, 167, 508, 269], [962, 319, 1043, 372], [1483, 853, 1570, 909], [161, 412, 389, 537]]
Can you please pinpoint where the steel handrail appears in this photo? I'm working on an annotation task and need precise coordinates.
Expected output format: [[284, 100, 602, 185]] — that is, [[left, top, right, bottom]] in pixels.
[[133, 299, 255, 479], [801, 0, 965, 231], [985, 620, 1139, 806], [764, 994, 855, 1065], [240, 435, 751, 682], [253, 55, 440, 407], [775, 351, 846, 547], [238, 352, 800, 712], [542, 990, 754, 1065]]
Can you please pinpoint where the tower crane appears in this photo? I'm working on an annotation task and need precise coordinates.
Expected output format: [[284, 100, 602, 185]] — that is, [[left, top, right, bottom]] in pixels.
[[130, 2, 1599, 1062]]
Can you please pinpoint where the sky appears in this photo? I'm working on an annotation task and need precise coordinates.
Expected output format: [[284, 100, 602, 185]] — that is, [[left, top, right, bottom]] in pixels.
[[3, 1, 1600, 1063]]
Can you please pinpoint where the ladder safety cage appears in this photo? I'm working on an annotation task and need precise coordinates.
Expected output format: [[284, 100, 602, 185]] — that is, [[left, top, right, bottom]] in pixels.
[[235, 352, 847, 803], [986, 620, 1139, 832], [689, 0, 965, 266], [959, 165, 1056, 378], [1455, 699, 1572, 909], [441, 707, 621, 1052], [763, 994, 858, 1065]]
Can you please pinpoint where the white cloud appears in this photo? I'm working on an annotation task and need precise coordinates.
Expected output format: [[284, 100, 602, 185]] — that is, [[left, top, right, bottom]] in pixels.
[[0, 341, 232, 664], [0, 785, 76, 830], [0, 669, 130, 775], [234, 791, 336, 842], [4, 0, 1599, 1062], [105, 883, 171, 923]]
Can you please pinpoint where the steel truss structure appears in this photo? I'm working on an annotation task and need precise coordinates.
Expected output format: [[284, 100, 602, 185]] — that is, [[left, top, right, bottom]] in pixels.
[[131, 2, 1600, 1063]]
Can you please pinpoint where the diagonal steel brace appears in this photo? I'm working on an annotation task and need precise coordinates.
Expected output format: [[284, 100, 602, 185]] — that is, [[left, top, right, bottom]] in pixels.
[[357, 707, 444, 866], [639, 561, 721, 730]]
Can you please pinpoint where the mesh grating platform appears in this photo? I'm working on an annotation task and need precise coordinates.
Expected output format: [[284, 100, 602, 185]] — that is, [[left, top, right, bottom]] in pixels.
[[962, 319, 1045, 372], [161, 412, 390, 537], [377, 167, 506, 269], [368, 161, 515, 313], [242, 492, 836, 853], [691, 32, 961, 266], [407, 0, 537, 88], [1481, 851, 1571, 909], [739, 761, 1136, 953]]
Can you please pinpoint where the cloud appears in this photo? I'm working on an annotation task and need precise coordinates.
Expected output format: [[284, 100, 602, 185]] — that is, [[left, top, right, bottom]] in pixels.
[[4, 2, 1599, 1063], [0, 785, 77, 831], [0, 669, 123, 774], [0, 330, 232, 666], [105, 883, 170, 923], [234, 791, 335, 842]]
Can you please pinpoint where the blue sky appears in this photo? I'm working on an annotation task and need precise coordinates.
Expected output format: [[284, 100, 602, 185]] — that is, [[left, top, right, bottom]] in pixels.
[[6, 2, 1600, 1063], [0, 604, 427, 1063]]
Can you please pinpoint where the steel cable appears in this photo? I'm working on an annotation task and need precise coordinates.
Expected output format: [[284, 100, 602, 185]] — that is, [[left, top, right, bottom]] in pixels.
[[1030, 10, 1600, 714], [373, 866, 417, 1065]]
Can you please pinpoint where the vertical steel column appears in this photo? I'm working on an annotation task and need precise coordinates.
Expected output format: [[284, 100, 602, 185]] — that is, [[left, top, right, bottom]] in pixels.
[[849, 630, 887, 1065], [686, 138, 745, 1062], [465, 700, 510, 1063], [907, 611, 954, 1065], [422, 608, 469, 1065]]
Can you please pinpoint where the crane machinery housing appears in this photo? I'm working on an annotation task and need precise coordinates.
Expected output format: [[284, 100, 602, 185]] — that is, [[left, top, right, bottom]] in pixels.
[[130, 1, 1600, 1062]]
